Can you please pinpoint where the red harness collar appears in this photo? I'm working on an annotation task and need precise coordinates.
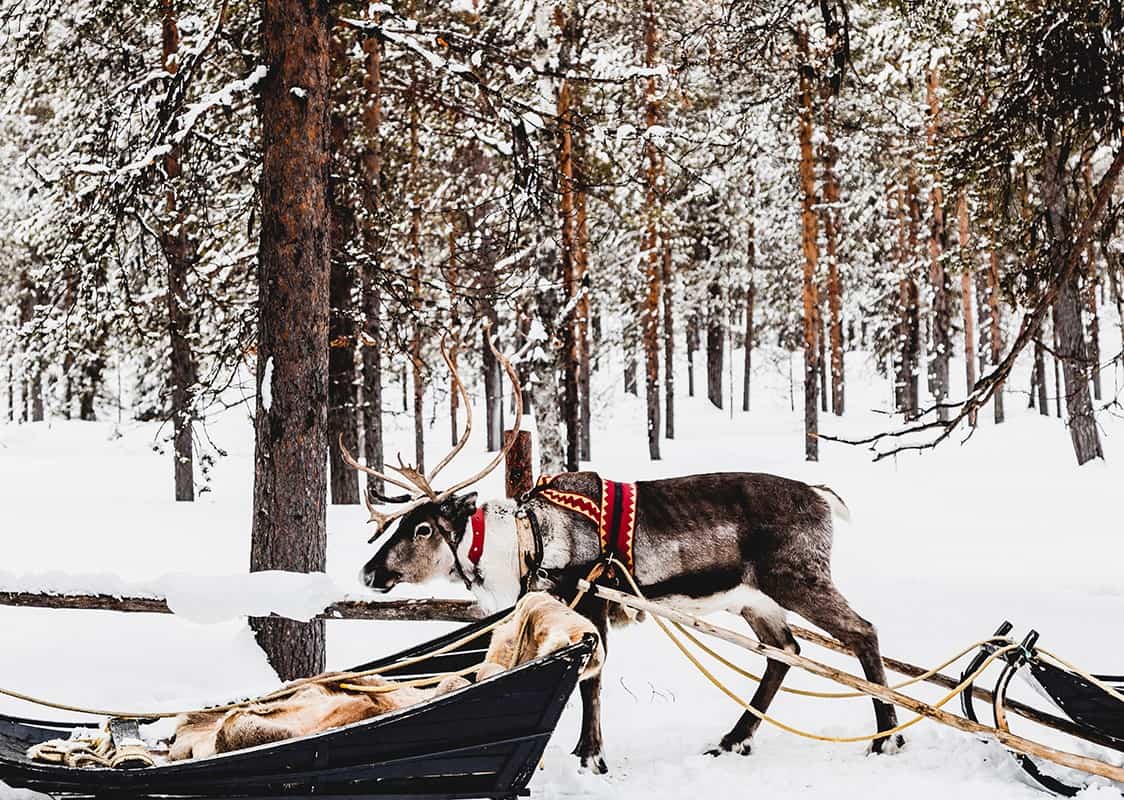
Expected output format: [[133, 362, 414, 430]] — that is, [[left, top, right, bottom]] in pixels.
[[467, 507, 487, 565]]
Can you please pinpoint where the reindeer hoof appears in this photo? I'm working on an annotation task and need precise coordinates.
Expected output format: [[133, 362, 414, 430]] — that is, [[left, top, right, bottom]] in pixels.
[[869, 734, 905, 755], [573, 745, 608, 774], [706, 736, 753, 757], [578, 753, 608, 774]]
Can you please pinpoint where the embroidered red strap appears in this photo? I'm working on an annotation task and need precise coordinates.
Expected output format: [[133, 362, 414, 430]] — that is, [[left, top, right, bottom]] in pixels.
[[600, 479, 637, 574], [467, 507, 486, 565], [536, 475, 637, 574]]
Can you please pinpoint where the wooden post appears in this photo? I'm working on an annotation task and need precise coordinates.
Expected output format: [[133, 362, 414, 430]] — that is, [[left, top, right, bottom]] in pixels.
[[504, 429, 533, 498]]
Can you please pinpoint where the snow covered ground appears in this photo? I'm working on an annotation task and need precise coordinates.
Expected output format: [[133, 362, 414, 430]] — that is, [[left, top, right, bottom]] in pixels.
[[1, 343, 1122, 799]]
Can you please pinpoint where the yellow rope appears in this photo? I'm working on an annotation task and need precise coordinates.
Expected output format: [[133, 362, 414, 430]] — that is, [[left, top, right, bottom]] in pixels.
[[0, 611, 514, 720], [601, 555, 1018, 744], [338, 662, 482, 694], [672, 622, 1009, 700]]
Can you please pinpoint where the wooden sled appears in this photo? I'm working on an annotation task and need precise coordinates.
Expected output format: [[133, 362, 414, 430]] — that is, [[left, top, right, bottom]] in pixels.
[[0, 609, 597, 800], [960, 622, 1124, 796]]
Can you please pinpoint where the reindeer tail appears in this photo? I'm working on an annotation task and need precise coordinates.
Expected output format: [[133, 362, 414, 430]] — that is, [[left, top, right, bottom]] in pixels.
[[811, 484, 851, 523]]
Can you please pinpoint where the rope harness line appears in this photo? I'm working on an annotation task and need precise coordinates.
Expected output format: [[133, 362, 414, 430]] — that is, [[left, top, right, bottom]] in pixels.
[[591, 555, 1026, 744]]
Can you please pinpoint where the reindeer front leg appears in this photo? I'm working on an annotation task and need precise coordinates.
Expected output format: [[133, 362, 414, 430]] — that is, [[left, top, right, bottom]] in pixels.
[[572, 598, 609, 773]]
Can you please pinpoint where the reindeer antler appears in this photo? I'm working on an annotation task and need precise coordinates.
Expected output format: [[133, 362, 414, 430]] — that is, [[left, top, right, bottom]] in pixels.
[[340, 323, 523, 537], [431, 319, 523, 504]]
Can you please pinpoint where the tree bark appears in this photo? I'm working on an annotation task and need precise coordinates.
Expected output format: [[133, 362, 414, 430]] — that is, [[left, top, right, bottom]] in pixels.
[[640, 0, 663, 460], [819, 90, 844, 416], [359, 20, 384, 499], [1086, 243, 1102, 401], [662, 238, 675, 439], [533, 241, 566, 474], [1041, 144, 1102, 463], [925, 66, 950, 421], [706, 281, 724, 410], [957, 191, 977, 425], [986, 235, 1005, 423], [742, 223, 755, 412], [327, 27, 359, 505], [251, 0, 331, 681], [555, 7, 580, 469], [1034, 323, 1049, 416], [797, 25, 820, 460], [686, 312, 698, 398], [575, 186, 592, 461], [160, 0, 197, 502]]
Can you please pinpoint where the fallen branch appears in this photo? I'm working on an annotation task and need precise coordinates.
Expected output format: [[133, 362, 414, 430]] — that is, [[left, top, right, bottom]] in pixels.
[[0, 592, 485, 622]]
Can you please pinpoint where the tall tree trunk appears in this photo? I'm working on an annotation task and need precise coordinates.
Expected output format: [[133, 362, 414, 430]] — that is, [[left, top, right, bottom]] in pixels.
[[160, 0, 197, 501], [359, 24, 384, 498], [926, 65, 950, 420], [686, 312, 698, 398], [408, 93, 425, 472], [640, 0, 663, 460], [1034, 322, 1049, 415], [820, 90, 844, 416], [18, 271, 43, 423], [1041, 143, 1102, 463], [742, 221, 755, 412], [251, 0, 330, 680], [327, 28, 359, 505], [662, 238, 675, 440], [986, 235, 1004, 423], [533, 241, 566, 474], [1086, 243, 1102, 401], [575, 185, 592, 461], [797, 25, 820, 460], [556, 9, 580, 470], [706, 282, 724, 410], [957, 191, 976, 425]]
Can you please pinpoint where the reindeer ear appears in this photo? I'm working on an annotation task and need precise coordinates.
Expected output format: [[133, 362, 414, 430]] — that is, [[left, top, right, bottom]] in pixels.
[[456, 492, 479, 518]]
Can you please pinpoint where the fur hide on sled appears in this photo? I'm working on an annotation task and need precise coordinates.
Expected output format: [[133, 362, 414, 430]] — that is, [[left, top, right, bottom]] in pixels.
[[168, 592, 601, 761]]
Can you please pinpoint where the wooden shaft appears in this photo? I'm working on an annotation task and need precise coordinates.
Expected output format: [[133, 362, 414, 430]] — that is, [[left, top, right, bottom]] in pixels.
[[0, 592, 484, 622], [584, 583, 1124, 785], [788, 623, 1117, 748]]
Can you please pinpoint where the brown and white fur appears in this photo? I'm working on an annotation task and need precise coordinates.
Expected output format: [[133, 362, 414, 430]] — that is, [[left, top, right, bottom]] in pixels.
[[169, 591, 598, 762], [168, 674, 469, 762], [359, 472, 902, 774]]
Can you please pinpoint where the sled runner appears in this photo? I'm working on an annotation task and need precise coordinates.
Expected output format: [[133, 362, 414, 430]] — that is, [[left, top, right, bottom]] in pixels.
[[0, 608, 597, 800], [959, 622, 1124, 797]]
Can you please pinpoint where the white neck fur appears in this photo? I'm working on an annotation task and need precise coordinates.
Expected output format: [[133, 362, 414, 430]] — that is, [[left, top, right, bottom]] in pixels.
[[456, 499, 522, 613]]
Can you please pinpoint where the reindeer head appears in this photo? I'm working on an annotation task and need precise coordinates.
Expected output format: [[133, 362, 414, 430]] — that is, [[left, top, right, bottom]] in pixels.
[[359, 492, 478, 591], [342, 324, 522, 593]]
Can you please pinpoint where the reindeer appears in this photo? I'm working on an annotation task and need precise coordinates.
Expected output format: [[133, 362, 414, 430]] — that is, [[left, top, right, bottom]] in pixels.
[[342, 331, 903, 774]]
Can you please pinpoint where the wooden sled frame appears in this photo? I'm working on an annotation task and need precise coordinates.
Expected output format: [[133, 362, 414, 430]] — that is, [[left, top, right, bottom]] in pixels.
[[0, 608, 597, 800]]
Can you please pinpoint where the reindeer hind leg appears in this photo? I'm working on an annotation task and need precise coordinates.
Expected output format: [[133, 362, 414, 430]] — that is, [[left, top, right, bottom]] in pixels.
[[784, 581, 903, 754]]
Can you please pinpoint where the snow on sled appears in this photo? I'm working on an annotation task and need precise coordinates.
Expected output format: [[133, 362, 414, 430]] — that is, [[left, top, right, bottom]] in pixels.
[[960, 622, 1124, 797], [0, 608, 597, 800]]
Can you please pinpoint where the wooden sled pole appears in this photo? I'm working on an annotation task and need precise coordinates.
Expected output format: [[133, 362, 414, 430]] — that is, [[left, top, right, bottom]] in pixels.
[[788, 623, 1121, 750], [584, 582, 1124, 786]]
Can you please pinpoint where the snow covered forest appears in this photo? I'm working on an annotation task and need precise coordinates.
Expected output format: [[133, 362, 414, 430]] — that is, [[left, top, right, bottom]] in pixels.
[[2, 0, 1122, 483], [2, 2, 1124, 797]]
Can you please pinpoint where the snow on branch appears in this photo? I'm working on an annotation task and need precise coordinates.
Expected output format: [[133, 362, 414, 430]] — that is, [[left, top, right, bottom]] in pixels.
[[116, 66, 268, 179]]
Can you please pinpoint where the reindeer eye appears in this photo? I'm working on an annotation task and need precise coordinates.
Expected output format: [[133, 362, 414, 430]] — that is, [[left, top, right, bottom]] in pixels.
[[414, 522, 433, 539]]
